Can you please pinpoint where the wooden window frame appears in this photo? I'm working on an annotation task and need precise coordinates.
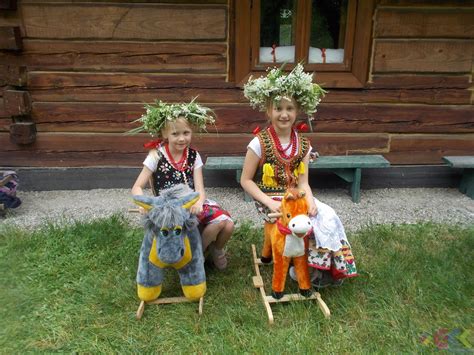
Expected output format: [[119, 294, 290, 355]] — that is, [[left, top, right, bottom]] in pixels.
[[233, 0, 375, 88]]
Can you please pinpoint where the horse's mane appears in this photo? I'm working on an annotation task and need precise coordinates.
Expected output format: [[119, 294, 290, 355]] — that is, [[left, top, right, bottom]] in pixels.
[[144, 184, 198, 230]]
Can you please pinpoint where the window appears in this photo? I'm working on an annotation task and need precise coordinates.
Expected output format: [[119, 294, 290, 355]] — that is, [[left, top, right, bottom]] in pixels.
[[233, 0, 375, 88]]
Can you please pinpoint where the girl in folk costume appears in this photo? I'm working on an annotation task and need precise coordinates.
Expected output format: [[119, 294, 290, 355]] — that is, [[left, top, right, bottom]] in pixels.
[[240, 64, 357, 288], [131, 98, 234, 270]]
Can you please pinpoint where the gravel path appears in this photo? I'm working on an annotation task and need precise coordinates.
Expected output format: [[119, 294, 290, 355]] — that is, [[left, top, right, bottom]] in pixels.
[[1, 187, 473, 231]]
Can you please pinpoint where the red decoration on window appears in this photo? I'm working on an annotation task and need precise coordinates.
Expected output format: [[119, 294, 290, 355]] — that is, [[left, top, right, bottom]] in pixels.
[[321, 48, 326, 64], [143, 139, 161, 149], [252, 126, 262, 135], [295, 122, 309, 132], [271, 44, 277, 63]]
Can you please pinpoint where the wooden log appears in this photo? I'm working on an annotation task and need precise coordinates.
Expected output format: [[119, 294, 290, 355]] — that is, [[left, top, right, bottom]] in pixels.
[[28, 72, 231, 90], [21, 3, 226, 40], [0, 132, 390, 167], [375, 9, 474, 38], [373, 39, 474, 73], [4, 90, 31, 116], [25, 72, 471, 104], [0, 40, 227, 73], [386, 134, 474, 164], [379, 0, 473, 6], [9, 121, 36, 144], [29, 102, 474, 134], [0, 65, 27, 86], [370, 74, 471, 89], [0, 26, 21, 50]]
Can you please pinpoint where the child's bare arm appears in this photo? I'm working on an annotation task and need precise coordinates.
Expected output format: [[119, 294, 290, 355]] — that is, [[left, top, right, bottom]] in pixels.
[[132, 166, 153, 196], [191, 166, 205, 215], [298, 153, 317, 216], [240, 148, 281, 212]]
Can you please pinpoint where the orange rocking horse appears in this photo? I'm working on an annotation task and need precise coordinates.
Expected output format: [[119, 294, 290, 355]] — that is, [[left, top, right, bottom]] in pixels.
[[262, 188, 313, 299]]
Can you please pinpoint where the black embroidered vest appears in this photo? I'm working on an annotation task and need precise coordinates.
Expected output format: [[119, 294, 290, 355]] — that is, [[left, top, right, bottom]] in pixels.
[[152, 147, 197, 196]]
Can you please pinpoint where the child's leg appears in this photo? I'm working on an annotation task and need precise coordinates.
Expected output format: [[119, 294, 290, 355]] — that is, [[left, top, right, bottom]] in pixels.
[[201, 220, 234, 270], [201, 220, 234, 252]]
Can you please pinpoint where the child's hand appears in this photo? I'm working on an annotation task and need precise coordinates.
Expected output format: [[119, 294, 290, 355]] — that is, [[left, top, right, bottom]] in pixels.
[[266, 199, 281, 213], [308, 200, 318, 216], [138, 206, 147, 215], [190, 202, 203, 215]]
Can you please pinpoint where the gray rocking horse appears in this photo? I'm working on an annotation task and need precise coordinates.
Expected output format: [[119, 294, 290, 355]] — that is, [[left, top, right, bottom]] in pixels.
[[133, 184, 206, 319]]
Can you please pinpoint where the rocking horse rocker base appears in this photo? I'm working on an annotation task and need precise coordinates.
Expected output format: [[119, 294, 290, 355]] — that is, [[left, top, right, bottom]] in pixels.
[[251, 188, 331, 324], [251, 245, 330, 324], [136, 296, 204, 320]]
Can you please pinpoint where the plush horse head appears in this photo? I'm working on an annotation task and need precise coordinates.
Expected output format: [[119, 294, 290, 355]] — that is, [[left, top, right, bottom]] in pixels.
[[264, 188, 313, 299], [133, 184, 206, 301]]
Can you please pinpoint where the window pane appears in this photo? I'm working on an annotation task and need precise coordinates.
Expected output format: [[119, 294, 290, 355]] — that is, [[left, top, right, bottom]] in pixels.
[[259, 0, 297, 63], [309, 0, 348, 64]]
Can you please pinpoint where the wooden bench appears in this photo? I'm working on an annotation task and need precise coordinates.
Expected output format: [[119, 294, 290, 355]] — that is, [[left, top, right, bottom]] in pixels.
[[204, 155, 390, 203], [442, 156, 474, 199]]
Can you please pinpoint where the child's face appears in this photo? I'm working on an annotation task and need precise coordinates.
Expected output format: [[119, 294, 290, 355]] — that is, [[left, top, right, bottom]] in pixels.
[[161, 117, 192, 152], [267, 97, 298, 131]]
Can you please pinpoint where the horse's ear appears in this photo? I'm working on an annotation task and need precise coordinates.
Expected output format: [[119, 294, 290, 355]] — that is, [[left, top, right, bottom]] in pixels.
[[133, 195, 154, 211], [298, 190, 306, 198], [181, 192, 200, 209], [285, 191, 295, 200]]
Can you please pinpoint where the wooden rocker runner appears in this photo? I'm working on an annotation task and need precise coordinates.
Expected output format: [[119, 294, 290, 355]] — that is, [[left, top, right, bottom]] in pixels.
[[136, 296, 203, 320], [251, 244, 330, 324]]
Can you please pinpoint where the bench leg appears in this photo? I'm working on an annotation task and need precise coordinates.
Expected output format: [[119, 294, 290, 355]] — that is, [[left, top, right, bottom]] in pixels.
[[236, 170, 253, 202], [350, 168, 361, 203], [460, 169, 474, 199], [332, 168, 361, 203]]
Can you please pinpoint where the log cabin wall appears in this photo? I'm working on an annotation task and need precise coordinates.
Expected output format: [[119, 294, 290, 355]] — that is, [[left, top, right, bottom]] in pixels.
[[0, 0, 473, 168]]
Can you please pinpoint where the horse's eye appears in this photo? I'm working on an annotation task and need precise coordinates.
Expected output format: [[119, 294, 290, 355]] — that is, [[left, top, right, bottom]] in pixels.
[[161, 228, 169, 237], [286, 213, 291, 219], [174, 227, 182, 236]]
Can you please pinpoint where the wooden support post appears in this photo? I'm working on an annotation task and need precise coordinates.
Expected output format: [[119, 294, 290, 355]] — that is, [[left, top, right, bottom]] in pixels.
[[0, 65, 27, 87], [350, 168, 362, 203], [9, 121, 36, 144], [0, 26, 22, 50], [4, 90, 31, 116], [460, 170, 474, 199]]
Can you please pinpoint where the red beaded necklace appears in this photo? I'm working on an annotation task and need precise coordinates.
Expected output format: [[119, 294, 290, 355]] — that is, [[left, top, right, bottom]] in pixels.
[[165, 143, 188, 172], [268, 126, 297, 160]]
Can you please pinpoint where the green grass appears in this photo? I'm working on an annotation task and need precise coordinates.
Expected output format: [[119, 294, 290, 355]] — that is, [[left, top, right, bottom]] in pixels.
[[1, 216, 473, 353]]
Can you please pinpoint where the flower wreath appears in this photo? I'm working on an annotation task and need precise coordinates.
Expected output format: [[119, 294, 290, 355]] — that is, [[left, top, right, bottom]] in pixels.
[[128, 97, 216, 137], [243, 63, 326, 117]]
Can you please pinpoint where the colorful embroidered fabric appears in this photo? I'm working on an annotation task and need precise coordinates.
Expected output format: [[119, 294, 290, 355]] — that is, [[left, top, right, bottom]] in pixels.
[[254, 128, 310, 195], [197, 203, 231, 225]]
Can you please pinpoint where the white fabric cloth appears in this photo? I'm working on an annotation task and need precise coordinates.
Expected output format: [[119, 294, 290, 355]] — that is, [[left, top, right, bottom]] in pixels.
[[143, 146, 203, 172], [308, 47, 344, 64], [310, 196, 347, 251], [259, 46, 344, 64]]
